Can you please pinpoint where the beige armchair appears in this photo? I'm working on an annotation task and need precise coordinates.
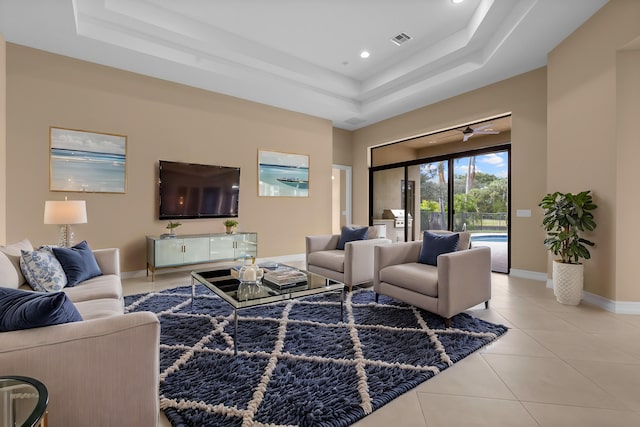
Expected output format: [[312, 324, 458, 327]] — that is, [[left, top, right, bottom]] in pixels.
[[306, 226, 391, 291], [374, 231, 491, 327]]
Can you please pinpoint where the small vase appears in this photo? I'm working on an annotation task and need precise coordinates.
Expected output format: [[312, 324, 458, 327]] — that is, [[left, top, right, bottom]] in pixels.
[[226, 226, 234, 234], [238, 258, 257, 284]]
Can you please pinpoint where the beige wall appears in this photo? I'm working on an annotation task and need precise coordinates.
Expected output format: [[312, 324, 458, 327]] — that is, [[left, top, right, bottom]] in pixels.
[[5, 44, 333, 272], [547, 0, 640, 301], [353, 68, 548, 274], [0, 35, 6, 245], [332, 127, 353, 166], [616, 49, 640, 301]]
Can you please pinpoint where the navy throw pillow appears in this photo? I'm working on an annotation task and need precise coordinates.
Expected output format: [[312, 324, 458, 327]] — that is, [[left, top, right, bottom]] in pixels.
[[52, 241, 102, 287], [418, 231, 460, 266], [337, 226, 369, 250], [0, 287, 82, 332]]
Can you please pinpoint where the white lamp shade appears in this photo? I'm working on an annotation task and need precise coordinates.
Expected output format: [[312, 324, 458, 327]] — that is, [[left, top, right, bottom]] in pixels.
[[44, 200, 88, 225]]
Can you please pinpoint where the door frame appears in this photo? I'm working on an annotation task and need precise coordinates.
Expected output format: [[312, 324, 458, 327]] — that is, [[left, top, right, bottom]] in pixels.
[[332, 164, 352, 230]]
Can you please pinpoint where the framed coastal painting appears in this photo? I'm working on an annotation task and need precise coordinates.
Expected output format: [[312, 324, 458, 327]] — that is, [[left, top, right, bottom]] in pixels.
[[258, 150, 309, 197], [50, 127, 127, 193]]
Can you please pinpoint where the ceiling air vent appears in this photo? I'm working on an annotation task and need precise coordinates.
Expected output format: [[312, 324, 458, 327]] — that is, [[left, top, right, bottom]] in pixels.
[[344, 117, 367, 126], [390, 32, 412, 46]]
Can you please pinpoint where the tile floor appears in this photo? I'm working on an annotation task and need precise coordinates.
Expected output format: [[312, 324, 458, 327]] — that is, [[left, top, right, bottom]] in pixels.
[[122, 265, 640, 427]]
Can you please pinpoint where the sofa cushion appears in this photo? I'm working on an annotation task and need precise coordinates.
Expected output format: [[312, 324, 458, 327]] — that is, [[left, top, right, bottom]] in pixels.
[[0, 253, 20, 289], [337, 226, 368, 250], [20, 248, 68, 292], [418, 231, 459, 266], [74, 298, 124, 320], [379, 262, 439, 297], [53, 241, 102, 286], [0, 239, 34, 287], [0, 287, 83, 332], [308, 250, 345, 273], [62, 274, 123, 303]]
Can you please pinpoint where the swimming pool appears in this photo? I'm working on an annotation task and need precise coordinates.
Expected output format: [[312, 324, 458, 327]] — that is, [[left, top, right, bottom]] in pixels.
[[470, 234, 508, 243]]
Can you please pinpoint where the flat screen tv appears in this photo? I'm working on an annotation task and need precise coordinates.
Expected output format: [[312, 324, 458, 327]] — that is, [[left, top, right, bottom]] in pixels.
[[159, 160, 240, 219]]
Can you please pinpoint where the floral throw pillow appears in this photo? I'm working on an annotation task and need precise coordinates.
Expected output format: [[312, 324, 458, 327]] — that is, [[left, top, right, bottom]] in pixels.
[[20, 248, 68, 292]]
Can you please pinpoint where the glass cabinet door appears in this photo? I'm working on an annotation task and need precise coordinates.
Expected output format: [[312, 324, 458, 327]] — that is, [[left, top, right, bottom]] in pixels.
[[210, 235, 236, 260], [154, 239, 185, 267], [234, 234, 258, 259]]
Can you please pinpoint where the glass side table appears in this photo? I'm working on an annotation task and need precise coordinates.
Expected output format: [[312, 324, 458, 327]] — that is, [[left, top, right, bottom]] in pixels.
[[0, 376, 48, 427]]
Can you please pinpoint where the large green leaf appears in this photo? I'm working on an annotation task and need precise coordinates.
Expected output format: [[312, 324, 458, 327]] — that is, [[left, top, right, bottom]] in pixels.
[[538, 190, 597, 264]]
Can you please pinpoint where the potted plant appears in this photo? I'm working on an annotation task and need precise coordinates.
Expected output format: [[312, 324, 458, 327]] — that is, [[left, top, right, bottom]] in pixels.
[[539, 190, 597, 305], [165, 221, 182, 235], [223, 219, 238, 234]]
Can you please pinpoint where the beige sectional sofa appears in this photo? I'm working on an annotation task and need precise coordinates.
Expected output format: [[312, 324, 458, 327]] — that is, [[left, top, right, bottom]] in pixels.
[[0, 243, 160, 426]]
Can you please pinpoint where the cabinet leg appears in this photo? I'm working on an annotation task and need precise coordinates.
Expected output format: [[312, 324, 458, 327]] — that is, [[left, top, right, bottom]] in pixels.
[[147, 264, 156, 282]]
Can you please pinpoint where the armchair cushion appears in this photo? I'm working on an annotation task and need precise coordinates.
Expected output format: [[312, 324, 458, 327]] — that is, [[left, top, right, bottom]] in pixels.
[[379, 262, 439, 297], [418, 231, 459, 266], [0, 287, 82, 332], [53, 241, 103, 286], [337, 226, 369, 250], [307, 250, 345, 273]]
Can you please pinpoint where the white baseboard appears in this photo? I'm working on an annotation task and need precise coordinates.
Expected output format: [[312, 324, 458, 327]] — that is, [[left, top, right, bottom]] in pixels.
[[507, 269, 640, 314], [509, 269, 547, 282], [582, 291, 640, 315]]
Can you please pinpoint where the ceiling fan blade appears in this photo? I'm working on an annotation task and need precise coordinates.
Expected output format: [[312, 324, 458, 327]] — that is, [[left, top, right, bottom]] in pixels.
[[474, 130, 500, 135], [472, 123, 493, 131]]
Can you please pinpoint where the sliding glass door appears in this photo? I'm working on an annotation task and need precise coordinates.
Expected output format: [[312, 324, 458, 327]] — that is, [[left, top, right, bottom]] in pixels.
[[453, 151, 509, 272], [419, 160, 449, 232], [370, 147, 510, 273]]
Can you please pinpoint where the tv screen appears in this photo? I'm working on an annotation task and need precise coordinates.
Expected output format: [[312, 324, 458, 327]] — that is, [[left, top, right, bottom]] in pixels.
[[159, 160, 240, 219]]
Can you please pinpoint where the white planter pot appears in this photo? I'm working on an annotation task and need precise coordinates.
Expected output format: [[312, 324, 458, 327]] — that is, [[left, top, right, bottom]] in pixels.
[[552, 261, 584, 305]]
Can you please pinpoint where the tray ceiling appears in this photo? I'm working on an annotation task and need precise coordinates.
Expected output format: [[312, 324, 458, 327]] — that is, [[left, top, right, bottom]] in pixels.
[[0, 0, 607, 129]]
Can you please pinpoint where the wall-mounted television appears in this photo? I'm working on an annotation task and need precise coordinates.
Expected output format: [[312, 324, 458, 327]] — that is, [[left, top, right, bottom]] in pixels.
[[159, 160, 240, 219]]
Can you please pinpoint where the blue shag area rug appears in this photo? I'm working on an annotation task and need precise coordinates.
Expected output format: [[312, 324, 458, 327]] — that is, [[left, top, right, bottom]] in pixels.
[[125, 285, 507, 427]]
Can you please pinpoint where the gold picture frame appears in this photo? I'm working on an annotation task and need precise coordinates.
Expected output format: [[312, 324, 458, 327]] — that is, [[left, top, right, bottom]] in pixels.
[[50, 127, 127, 193]]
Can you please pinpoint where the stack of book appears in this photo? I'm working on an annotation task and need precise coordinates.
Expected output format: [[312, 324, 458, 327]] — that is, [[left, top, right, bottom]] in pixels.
[[263, 267, 308, 289]]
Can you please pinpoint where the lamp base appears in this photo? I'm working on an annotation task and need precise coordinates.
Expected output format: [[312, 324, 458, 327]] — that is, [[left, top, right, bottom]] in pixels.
[[58, 224, 75, 247]]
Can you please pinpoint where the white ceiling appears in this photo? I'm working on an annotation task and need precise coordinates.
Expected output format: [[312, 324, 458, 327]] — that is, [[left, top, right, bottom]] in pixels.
[[0, 0, 607, 130]]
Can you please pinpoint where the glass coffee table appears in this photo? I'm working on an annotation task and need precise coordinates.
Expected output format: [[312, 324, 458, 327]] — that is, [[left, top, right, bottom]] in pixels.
[[0, 376, 48, 427], [191, 265, 345, 355]]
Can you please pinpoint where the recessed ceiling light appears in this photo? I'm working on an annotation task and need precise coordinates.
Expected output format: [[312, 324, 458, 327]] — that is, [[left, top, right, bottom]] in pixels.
[[360, 51, 370, 59], [452, 0, 465, 4]]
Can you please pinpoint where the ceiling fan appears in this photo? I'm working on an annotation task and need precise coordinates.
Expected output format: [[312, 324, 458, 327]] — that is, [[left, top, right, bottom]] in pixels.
[[460, 123, 499, 142]]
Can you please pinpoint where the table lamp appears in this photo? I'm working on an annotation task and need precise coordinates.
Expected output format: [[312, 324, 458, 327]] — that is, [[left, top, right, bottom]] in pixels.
[[44, 200, 88, 247]]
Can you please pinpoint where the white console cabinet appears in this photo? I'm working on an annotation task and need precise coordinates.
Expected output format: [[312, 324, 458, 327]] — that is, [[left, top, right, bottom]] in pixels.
[[146, 232, 257, 280]]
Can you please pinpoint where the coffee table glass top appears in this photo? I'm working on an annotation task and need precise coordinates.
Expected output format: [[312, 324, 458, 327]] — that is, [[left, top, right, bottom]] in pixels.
[[191, 265, 344, 309], [0, 376, 48, 427]]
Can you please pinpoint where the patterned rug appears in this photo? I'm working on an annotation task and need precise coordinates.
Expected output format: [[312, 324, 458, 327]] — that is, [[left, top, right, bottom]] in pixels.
[[124, 284, 508, 427]]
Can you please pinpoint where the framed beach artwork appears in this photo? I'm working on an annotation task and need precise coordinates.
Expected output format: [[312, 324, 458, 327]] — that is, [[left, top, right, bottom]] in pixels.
[[258, 150, 309, 197], [50, 127, 127, 193]]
